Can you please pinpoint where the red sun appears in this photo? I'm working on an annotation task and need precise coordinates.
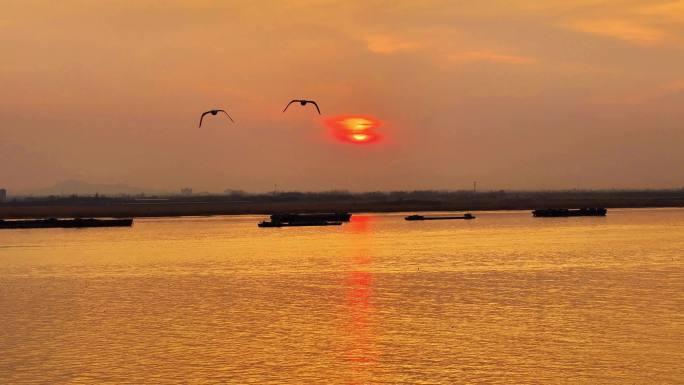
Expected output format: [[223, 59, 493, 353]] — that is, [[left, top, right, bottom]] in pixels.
[[324, 115, 382, 144]]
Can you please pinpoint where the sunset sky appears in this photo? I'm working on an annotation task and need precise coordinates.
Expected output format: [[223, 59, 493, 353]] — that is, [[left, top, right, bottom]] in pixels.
[[2, 1, 684, 193]]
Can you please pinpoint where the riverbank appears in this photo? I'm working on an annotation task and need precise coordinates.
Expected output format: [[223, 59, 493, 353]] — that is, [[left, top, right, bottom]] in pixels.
[[1, 190, 683, 218]]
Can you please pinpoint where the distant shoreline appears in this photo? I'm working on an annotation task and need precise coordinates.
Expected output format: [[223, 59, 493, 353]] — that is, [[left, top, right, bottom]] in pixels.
[[1, 190, 683, 219]]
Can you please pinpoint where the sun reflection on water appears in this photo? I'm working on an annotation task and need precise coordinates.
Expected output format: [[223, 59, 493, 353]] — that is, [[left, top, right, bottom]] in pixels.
[[343, 215, 378, 375]]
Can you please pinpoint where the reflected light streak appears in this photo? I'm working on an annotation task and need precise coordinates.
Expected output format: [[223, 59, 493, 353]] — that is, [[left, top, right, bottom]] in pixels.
[[345, 268, 376, 365], [343, 214, 378, 371]]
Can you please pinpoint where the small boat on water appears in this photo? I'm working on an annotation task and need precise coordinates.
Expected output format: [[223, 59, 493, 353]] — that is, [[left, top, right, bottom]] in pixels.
[[258, 220, 343, 228], [405, 213, 476, 221], [0, 218, 133, 229], [532, 208, 607, 217]]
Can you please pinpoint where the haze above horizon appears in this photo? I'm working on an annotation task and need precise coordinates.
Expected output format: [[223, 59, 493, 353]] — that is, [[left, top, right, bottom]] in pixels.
[[2, 1, 683, 192]]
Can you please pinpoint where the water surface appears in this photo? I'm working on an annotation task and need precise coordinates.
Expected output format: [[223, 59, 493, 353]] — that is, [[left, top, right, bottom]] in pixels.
[[1, 209, 683, 384]]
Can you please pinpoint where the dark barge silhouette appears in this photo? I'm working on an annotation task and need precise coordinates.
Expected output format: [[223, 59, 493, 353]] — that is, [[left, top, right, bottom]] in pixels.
[[532, 208, 607, 217], [259, 212, 351, 228], [258, 220, 343, 228], [0, 218, 133, 229], [269, 212, 351, 223], [405, 213, 476, 221]]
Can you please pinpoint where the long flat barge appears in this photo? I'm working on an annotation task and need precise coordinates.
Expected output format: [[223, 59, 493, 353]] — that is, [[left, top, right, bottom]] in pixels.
[[258, 220, 342, 228], [405, 213, 475, 221], [0, 218, 133, 229], [532, 208, 607, 217], [270, 212, 351, 223]]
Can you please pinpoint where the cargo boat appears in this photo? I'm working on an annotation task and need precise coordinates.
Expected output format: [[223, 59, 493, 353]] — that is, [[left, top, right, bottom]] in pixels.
[[258, 220, 343, 228], [0, 218, 133, 229], [269, 212, 351, 223], [532, 208, 607, 217], [405, 213, 475, 221]]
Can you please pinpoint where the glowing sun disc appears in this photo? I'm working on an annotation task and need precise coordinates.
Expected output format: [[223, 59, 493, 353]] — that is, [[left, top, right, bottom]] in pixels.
[[324, 115, 383, 145]]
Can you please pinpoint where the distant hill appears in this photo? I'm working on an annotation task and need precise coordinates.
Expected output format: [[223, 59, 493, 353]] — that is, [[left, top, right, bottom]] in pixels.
[[19, 180, 163, 197]]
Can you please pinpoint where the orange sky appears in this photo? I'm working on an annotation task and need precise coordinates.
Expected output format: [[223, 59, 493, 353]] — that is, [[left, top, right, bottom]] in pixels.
[[2, 1, 684, 192]]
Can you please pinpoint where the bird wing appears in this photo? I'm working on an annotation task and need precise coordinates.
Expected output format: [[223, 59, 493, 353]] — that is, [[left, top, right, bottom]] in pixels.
[[217, 109, 235, 123], [199, 111, 211, 127], [283, 100, 299, 113], [309, 100, 321, 114]]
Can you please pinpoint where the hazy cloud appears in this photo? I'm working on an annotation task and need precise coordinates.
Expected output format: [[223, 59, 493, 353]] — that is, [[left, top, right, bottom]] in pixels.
[[365, 35, 420, 54], [567, 18, 668, 45], [457, 50, 537, 65], [632, 1, 684, 21]]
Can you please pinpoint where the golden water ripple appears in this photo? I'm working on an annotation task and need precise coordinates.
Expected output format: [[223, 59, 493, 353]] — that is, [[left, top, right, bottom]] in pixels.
[[0, 209, 683, 384]]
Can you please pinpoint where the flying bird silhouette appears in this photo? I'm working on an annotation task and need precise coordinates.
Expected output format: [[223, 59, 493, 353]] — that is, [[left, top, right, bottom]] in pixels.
[[199, 109, 234, 127], [282, 99, 321, 115]]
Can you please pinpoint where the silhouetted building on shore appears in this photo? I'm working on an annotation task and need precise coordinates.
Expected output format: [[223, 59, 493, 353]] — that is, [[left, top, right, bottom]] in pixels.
[[180, 187, 193, 196], [0, 189, 6, 203]]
